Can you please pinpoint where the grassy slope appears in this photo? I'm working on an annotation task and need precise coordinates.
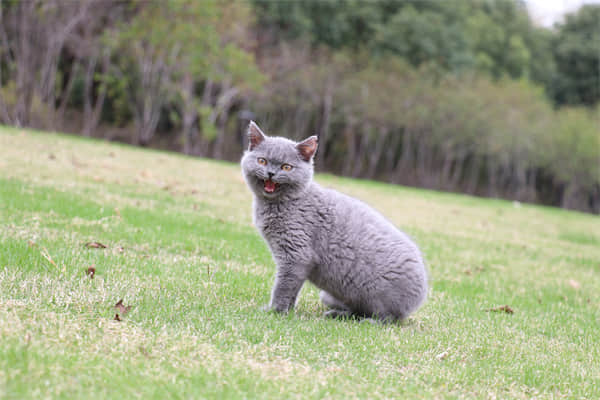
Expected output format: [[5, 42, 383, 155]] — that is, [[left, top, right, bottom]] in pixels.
[[0, 126, 599, 399]]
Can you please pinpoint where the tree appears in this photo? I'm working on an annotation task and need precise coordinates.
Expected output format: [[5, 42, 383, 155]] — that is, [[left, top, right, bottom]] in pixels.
[[551, 5, 600, 107], [0, 0, 97, 128], [374, 4, 473, 73], [105, 0, 262, 148]]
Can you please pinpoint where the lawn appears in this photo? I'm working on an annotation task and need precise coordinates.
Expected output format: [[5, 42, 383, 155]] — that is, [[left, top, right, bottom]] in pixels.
[[1, 126, 599, 399]]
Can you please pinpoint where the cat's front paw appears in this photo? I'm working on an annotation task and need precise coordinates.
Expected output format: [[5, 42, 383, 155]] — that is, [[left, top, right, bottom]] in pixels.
[[263, 302, 292, 314], [260, 304, 272, 312]]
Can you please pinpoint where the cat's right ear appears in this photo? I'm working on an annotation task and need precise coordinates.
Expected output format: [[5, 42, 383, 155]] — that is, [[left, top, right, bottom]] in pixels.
[[247, 121, 266, 151], [296, 136, 318, 162]]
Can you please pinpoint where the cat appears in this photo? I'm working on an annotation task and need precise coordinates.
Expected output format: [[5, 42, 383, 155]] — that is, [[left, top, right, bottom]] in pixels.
[[241, 121, 428, 321]]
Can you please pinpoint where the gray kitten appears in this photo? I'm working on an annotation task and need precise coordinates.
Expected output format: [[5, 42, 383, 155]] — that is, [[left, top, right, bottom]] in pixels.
[[241, 121, 428, 321]]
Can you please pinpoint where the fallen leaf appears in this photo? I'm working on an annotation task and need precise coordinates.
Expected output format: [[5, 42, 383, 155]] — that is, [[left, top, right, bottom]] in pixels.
[[485, 305, 514, 314], [48, 153, 56, 160], [568, 279, 581, 290], [436, 351, 449, 360], [86, 265, 96, 278], [114, 299, 131, 315], [114, 208, 121, 218], [114, 314, 122, 321], [27, 240, 36, 247], [85, 242, 107, 249]]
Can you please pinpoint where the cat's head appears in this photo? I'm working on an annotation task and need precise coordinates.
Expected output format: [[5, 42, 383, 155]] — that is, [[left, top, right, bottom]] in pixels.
[[241, 121, 317, 201]]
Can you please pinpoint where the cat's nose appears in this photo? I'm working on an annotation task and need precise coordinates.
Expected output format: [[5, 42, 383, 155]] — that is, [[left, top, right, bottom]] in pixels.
[[267, 172, 275, 179]]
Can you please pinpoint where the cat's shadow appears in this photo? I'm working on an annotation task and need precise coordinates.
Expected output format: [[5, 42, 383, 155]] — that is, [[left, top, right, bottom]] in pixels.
[[324, 313, 420, 328]]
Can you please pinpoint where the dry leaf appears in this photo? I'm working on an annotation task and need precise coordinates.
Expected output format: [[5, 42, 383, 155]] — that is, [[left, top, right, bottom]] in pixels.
[[86, 265, 96, 279], [85, 242, 107, 249], [485, 305, 514, 314], [436, 351, 449, 360], [114, 314, 122, 321], [114, 299, 131, 315]]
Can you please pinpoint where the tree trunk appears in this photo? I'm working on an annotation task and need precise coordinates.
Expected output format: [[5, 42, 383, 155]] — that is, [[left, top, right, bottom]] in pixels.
[[84, 50, 109, 137], [316, 88, 333, 166], [367, 127, 388, 179]]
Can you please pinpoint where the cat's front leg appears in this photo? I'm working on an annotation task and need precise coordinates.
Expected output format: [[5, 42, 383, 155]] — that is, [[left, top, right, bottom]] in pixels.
[[268, 265, 307, 313]]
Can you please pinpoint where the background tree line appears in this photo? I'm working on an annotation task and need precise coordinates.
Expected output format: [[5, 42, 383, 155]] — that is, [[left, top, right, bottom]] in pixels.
[[0, 0, 598, 213]]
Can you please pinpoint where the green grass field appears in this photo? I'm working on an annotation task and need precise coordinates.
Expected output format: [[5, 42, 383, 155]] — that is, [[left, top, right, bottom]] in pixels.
[[1, 126, 599, 399]]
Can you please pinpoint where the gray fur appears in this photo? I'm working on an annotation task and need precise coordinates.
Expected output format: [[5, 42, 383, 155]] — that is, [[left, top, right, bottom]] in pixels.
[[241, 121, 428, 321]]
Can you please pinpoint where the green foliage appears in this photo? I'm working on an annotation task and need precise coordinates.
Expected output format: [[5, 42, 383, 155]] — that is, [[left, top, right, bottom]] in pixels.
[[99, 70, 133, 126], [198, 105, 217, 141], [374, 5, 473, 72], [101, 0, 263, 141], [252, 0, 550, 81], [544, 107, 600, 186], [551, 5, 600, 106]]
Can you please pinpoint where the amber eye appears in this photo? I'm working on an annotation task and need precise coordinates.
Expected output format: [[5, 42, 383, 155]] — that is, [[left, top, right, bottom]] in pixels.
[[281, 164, 293, 171], [257, 157, 267, 165]]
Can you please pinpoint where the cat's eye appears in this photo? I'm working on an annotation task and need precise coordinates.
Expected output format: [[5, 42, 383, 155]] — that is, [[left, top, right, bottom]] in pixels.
[[281, 164, 293, 171], [257, 157, 267, 166]]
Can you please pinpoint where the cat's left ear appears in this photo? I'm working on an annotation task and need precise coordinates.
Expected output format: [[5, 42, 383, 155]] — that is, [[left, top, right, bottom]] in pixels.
[[296, 136, 318, 162], [247, 121, 266, 151]]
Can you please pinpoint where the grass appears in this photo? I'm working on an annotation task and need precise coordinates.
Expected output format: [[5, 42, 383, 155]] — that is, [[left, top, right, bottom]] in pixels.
[[1, 126, 599, 399]]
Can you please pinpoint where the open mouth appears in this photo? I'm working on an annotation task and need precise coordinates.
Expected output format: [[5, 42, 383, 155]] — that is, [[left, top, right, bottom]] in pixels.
[[263, 179, 279, 194]]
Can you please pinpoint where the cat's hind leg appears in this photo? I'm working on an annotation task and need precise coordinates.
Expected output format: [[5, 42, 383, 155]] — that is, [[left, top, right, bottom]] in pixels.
[[320, 290, 348, 309], [320, 291, 354, 318]]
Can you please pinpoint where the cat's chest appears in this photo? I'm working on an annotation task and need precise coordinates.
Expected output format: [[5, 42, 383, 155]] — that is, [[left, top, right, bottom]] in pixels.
[[254, 201, 306, 239]]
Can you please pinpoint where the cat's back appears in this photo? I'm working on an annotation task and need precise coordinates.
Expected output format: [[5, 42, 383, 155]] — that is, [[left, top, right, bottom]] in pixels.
[[312, 182, 423, 261]]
